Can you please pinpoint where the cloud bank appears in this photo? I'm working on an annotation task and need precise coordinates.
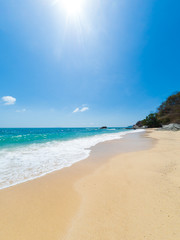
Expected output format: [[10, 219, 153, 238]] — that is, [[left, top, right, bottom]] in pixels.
[[2, 96, 16, 105]]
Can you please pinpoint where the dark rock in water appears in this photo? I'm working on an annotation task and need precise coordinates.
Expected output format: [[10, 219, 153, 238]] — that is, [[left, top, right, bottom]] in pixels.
[[125, 126, 134, 129], [161, 123, 180, 131], [100, 126, 107, 129]]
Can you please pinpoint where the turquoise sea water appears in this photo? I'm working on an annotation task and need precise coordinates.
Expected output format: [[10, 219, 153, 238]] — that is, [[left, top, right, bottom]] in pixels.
[[0, 127, 127, 148], [0, 127, 143, 189]]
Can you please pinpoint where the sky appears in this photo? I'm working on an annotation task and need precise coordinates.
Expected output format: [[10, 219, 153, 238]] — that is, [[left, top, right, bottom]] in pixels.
[[0, 0, 180, 127]]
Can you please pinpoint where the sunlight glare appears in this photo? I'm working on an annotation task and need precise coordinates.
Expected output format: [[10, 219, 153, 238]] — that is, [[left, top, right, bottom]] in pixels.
[[61, 0, 84, 17]]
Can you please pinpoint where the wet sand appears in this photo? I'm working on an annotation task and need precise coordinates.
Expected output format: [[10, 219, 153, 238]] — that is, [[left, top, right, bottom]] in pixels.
[[0, 130, 180, 240]]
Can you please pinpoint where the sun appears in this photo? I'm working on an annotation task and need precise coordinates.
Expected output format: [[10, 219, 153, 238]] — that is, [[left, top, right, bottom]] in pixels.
[[61, 0, 84, 17]]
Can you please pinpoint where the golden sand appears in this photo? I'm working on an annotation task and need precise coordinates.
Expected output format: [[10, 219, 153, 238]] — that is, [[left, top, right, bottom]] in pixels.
[[0, 130, 180, 240]]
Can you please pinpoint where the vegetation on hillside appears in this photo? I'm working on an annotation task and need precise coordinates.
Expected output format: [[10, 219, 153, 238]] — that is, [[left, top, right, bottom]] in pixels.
[[136, 92, 180, 128], [141, 113, 162, 128], [157, 92, 180, 124]]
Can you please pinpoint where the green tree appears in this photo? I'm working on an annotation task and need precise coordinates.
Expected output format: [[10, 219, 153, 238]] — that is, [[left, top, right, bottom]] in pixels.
[[157, 92, 180, 124], [135, 91, 180, 128], [143, 113, 161, 128]]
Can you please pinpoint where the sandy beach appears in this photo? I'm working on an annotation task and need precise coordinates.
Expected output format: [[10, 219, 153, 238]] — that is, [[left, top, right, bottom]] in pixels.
[[0, 130, 180, 240]]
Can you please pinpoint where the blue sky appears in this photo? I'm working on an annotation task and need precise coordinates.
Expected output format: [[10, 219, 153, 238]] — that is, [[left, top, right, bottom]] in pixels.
[[0, 0, 179, 127]]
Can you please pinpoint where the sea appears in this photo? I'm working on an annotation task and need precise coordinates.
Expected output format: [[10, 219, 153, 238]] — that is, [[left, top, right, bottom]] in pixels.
[[0, 127, 144, 189]]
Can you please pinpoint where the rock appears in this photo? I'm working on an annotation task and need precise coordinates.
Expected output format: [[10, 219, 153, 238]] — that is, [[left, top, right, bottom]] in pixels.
[[125, 126, 134, 129], [133, 125, 147, 129], [136, 121, 144, 127], [133, 125, 139, 129], [100, 126, 107, 129], [162, 123, 180, 131]]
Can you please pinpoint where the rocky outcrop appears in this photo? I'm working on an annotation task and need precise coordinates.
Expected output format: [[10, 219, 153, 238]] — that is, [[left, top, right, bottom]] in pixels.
[[100, 126, 107, 129], [161, 123, 180, 131], [125, 126, 134, 129], [133, 125, 139, 129], [133, 125, 147, 129]]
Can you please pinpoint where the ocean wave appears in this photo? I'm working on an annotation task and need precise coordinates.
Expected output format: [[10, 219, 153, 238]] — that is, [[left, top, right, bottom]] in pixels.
[[106, 129, 117, 130], [0, 129, 144, 189]]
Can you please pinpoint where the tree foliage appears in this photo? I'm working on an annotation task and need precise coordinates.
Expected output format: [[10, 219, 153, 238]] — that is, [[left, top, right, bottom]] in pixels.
[[157, 92, 180, 124], [141, 113, 161, 128], [136, 92, 180, 128]]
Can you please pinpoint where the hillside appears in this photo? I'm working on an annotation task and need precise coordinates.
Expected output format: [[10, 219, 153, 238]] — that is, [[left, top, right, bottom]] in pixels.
[[136, 92, 180, 128], [157, 92, 180, 124]]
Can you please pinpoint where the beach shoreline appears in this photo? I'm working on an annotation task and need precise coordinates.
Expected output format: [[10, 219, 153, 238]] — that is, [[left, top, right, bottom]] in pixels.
[[0, 129, 144, 190], [0, 130, 180, 239]]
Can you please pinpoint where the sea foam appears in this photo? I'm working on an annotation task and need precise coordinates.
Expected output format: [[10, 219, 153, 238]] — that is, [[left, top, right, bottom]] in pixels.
[[0, 129, 144, 189]]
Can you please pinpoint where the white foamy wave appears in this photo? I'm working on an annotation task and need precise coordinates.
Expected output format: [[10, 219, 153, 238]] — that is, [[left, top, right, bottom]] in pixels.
[[0, 129, 144, 189]]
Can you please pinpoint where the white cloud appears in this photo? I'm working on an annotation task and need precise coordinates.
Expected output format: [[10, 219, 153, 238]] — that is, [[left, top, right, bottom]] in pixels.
[[73, 106, 89, 113], [80, 107, 89, 112], [73, 107, 80, 113], [2, 96, 16, 105], [16, 108, 26, 113]]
